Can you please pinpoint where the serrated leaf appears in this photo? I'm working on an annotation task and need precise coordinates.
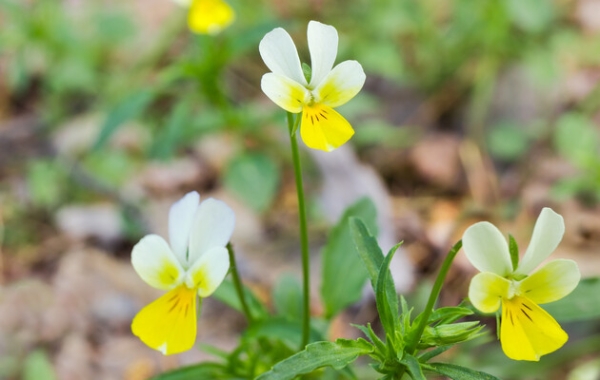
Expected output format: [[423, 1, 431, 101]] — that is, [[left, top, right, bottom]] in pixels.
[[256, 339, 374, 380], [151, 362, 226, 380], [424, 363, 501, 380], [321, 198, 377, 318], [543, 277, 600, 322], [224, 152, 280, 213]]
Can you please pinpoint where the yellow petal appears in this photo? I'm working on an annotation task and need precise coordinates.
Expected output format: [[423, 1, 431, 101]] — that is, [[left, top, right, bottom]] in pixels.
[[261, 73, 310, 113], [500, 296, 568, 361], [468, 272, 511, 314], [131, 286, 198, 355], [519, 259, 580, 304], [299, 104, 354, 151], [187, 0, 235, 35]]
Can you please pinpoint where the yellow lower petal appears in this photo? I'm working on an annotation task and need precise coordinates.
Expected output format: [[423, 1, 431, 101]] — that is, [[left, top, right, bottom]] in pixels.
[[188, 0, 235, 35], [300, 104, 354, 151], [500, 296, 568, 361], [131, 285, 198, 355]]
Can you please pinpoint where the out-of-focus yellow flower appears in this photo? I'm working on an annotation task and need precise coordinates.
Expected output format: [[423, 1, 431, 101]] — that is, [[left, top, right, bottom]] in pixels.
[[131, 191, 234, 355], [174, 0, 235, 35], [463, 208, 580, 361], [259, 21, 366, 152]]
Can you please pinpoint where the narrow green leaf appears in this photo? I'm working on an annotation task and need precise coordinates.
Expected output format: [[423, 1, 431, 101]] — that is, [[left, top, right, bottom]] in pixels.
[[151, 362, 226, 380], [375, 243, 401, 339], [427, 306, 474, 325], [352, 323, 387, 358], [150, 100, 190, 160], [543, 277, 600, 322], [93, 90, 154, 150], [401, 354, 425, 380], [417, 345, 452, 363], [224, 152, 280, 213], [508, 234, 519, 271], [350, 217, 384, 288], [424, 363, 501, 380], [256, 339, 374, 380], [321, 198, 377, 318]]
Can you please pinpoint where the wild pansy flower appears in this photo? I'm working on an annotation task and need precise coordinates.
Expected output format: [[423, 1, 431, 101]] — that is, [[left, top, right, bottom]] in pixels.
[[131, 191, 234, 355], [259, 21, 366, 152], [463, 207, 580, 361], [172, 0, 235, 35]]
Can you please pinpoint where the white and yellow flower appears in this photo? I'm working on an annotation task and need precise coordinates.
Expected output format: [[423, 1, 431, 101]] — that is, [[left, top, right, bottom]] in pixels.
[[259, 21, 366, 152], [463, 207, 580, 361], [172, 0, 235, 35], [131, 191, 234, 355]]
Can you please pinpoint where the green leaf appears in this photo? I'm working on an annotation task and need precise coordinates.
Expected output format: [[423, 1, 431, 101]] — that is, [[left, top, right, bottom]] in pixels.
[[212, 278, 268, 320], [352, 323, 386, 359], [151, 362, 226, 380], [26, 159, 66, 208], [150, 100, 191, 160], [424, 363, 501, 380], [256, 339, 373, 380], [543, 277, 600, 322], [93, 90, 154, 150], [375, 243, 401, 339], [321, 198, 378, 318], [508, 234, 519, 272], [245, 317, 323, 351], [554, 113, 599, 170], [401, 354, 425, 380], [419, 322, 484, 348], [273, 275, 303, 320], [224, 152, 280, 213], [506, 0, 554, 33], [417, 345, 452, 363], [349, 217, 384, 287], [22, 350, 56, 380], [487, 122, 530, 162], [426, 306, 474, 325]]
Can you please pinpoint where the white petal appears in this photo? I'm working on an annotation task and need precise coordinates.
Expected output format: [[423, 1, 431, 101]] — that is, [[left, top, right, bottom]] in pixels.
[[259, 27, 307, 86], [131, 235, 185, 290], [169, 191, 200, 266], [307, 21, 338, 88], [261, 73, 310, 113], [469, 272, 511, 313], [185, 246, 230, 297], [519, 259, 580, 304], [314, 60, 366, 108], [188, 198, 235, 263], [462, 221, 512, 276], [516, 208, 565, 275]]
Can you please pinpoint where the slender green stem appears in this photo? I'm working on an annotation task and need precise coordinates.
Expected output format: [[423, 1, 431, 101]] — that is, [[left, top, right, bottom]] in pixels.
[[406, 240, 463, 354], [226, 242, 253, 323], [287, 112, 311, 349]]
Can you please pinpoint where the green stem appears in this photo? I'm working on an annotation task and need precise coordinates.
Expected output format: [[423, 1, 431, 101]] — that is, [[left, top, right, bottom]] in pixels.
[[287, 112, 311, 349], [227, 242, 253, 323], [406, 240, 463, 354]]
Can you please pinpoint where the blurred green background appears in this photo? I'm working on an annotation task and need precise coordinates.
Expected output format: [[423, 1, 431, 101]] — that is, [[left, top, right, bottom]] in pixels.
[[1, 0, 600, 379]]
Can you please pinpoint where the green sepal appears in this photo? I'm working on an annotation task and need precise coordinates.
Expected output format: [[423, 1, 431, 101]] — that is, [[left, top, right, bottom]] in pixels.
[[508, 234, 519, 271], [302, 62, 312, 83], [418, 321, 484, 349]]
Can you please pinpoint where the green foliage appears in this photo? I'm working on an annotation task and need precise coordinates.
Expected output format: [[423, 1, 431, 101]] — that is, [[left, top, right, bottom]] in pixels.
[[424, 362, 501, 380], [543, 277, 600, 322], [508, 234, 519, 271], [224, 152, 280, 213], [212, 278, 269, 320], [26, 159, 67, 209], [321, 198, 377, 318], [256, 339, 374, 380], [22, 350, 57, 380], [152, 363, 227, 380], [273, 275, 303, 321]]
